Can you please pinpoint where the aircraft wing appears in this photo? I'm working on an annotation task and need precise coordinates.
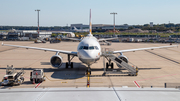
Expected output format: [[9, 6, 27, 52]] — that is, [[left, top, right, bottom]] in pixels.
[[98, 37, 118, 41], [2, 43, 77, 56], [113, 45, 178, 53]]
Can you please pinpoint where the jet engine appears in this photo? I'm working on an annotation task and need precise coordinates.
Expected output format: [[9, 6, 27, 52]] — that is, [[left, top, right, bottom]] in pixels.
[[118, 55, 128, 63], [50, 55, 63, 68], [116, 55, 128, 68]]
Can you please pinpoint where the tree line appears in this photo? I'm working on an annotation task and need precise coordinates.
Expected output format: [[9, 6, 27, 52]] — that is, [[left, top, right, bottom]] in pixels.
[[133, 23, 180, 32], [1, 23, 180, 32]]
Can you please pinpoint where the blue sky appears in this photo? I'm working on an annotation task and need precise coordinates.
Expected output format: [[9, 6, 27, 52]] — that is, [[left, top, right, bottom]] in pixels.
[[0, 0, 180, 26]]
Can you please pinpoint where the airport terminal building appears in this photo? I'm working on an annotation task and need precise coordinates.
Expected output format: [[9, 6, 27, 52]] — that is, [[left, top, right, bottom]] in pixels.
[[6, 29, 52, 40], [70, 24, 130, 30]]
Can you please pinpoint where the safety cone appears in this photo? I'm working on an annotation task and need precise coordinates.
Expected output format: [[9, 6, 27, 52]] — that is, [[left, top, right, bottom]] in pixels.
[[33, 78, 35, 84]]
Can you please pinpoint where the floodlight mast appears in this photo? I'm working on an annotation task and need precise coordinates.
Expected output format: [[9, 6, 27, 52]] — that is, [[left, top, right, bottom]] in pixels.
[[35, 9, 40, 36], [110, 12, 117, 36]]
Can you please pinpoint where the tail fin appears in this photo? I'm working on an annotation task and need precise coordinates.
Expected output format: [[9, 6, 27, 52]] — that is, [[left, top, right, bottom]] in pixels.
[[89, 9, 92, 35], [73, 26, 78, 30]]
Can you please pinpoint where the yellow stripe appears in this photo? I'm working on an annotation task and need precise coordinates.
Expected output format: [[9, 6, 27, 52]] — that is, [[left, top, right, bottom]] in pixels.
[[90, 22, 92, 33]]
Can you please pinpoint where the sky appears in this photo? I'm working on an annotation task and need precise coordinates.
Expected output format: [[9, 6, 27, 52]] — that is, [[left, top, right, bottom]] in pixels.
[[0, 0, 180, 26]]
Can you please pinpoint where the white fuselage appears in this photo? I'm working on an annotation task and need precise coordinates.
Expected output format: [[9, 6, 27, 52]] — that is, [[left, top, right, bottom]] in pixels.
[[77, 35, 101, 65]]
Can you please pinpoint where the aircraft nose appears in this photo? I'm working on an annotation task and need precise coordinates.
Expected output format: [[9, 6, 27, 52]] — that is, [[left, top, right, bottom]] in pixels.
[[79, 51, 95, 59]]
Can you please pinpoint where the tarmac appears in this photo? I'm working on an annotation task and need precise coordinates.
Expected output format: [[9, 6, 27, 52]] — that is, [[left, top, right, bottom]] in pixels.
[[0, 41, 180, 88], [0, 87, 180, 101]]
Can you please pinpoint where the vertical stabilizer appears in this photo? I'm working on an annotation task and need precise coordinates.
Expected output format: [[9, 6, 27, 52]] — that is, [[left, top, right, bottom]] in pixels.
[[89, 9, 92, 35]]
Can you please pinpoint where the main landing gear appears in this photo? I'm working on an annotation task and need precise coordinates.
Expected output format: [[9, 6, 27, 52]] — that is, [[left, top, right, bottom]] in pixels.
[[105, 58, 114, 70], [66, 54, 75, 68]]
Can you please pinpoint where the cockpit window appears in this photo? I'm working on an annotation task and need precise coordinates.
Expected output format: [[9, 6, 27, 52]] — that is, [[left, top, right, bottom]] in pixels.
[[79, 46, 99, 50], [89, 46, 94, 50], [79, 46, 84, 50], [84, 46, 88, 50], [95, 46, 99, 50]]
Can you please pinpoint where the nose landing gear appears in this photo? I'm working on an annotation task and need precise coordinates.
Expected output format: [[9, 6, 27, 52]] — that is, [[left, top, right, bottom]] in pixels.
[[86, 65, 91, 87], [86, 65, 91, 75]]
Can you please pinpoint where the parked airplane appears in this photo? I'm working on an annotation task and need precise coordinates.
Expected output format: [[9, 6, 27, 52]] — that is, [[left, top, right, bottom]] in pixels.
[[72, 26, 89, 32], [2, 9, 178, 74]]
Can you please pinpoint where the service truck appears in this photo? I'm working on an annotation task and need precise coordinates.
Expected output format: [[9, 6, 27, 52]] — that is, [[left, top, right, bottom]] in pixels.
[[30, 69, 46, 83]]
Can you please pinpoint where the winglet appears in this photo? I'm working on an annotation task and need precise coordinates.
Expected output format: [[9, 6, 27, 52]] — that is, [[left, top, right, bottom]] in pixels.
[[2, 42, 4, 46]]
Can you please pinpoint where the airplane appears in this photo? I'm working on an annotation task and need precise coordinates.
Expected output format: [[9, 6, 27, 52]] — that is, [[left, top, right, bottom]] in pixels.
[[2, 9, 178, 74], [72, 26, 89, 32]]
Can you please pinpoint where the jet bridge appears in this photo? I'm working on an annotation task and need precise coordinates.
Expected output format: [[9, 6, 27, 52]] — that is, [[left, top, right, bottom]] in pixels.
[[102, 48, 138, 76]]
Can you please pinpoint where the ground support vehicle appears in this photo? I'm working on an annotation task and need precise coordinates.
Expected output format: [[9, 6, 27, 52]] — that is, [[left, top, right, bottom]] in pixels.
[[30, 69, 46, 83], [34, 39, 46, 43], [50, 38, 61, 43], [1, 65, 25, 86]]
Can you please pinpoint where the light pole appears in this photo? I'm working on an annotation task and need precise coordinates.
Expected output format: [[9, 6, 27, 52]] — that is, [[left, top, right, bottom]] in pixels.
[[110, 12, 117, 36], [35, 9, 40, 36]]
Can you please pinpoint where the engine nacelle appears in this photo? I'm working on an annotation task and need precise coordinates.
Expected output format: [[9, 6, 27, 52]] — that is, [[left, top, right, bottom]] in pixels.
[[116, 55, 128, 68], [50, 55, 63, 68], [118, 55, 128, 63]]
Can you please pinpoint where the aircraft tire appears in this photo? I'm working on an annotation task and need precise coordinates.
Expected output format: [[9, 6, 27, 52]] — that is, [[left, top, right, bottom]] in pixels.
[[66, 62, 68, 68], [86, 70, 91, 75], [71, 62, 73, 68], [106, 62, 109, 70], [111, 63, 114, 69]]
